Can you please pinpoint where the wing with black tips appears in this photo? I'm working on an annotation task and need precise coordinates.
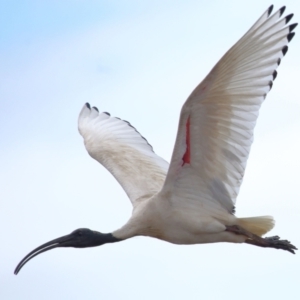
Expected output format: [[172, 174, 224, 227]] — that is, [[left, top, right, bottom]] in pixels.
[[78, 103, 169, 207], [161, 6, 297, 214]]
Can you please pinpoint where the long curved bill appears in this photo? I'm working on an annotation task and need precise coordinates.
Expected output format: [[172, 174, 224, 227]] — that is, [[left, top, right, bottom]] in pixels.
[[14, 234, 73, 275]]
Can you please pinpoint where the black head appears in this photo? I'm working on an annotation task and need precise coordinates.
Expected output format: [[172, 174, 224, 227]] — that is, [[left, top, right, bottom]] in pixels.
[[14, 228, 119, 275], [66, 228, 107, 248]]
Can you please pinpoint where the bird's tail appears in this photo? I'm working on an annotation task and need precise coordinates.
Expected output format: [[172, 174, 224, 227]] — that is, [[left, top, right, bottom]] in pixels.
[[237, 216, 275, 236]]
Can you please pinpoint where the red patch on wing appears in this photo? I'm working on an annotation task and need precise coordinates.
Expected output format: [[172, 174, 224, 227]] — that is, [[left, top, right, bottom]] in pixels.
[[182, 116, 191, 166]]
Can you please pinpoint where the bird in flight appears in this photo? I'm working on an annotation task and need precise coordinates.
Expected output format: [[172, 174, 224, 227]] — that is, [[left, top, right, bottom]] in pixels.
[[15, 5, 297, 275]]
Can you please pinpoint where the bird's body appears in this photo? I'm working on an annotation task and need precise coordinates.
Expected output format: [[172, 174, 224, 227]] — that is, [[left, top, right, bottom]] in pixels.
[[15, 5, 297, 275], [79, 104, 250, 246], [113, 195, 243, 245]]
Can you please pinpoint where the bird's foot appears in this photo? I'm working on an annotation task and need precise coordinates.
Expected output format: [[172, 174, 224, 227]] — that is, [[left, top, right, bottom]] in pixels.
[[226, 225, 297, 254], [262, 236, 297, 254]]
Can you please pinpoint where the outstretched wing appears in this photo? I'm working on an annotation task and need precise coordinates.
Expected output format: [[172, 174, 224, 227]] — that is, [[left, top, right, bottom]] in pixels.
[[162, 6, 297, 214], [78, 103, 169, 207]]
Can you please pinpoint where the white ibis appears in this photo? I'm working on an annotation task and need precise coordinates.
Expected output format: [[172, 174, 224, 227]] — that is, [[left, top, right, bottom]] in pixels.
[[15, 5, 297, 275]]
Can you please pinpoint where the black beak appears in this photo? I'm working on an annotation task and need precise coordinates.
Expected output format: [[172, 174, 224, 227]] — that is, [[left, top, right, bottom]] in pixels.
[[14, 233, 74, 275]]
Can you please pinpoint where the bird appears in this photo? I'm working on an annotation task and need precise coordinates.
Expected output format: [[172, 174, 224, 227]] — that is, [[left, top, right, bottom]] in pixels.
[[15, 5, 297, 275]]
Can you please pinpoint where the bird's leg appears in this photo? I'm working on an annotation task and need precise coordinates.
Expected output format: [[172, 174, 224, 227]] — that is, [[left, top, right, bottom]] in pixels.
[[225, 225, 297, 254]]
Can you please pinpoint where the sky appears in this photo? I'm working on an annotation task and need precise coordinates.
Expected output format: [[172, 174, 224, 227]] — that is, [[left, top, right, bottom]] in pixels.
[[1, 0, 300, 299]]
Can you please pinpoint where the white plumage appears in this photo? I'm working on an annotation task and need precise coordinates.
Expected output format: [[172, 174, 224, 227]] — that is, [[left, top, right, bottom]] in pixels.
[[14, 5, 298, 276], [78, 106, 168, 207], [78, 5, 296, 245]]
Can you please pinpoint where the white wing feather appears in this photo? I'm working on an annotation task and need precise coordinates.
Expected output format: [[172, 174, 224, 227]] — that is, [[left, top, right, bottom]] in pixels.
[[162, 6, 297, 214], [78, 103, 169, 207]]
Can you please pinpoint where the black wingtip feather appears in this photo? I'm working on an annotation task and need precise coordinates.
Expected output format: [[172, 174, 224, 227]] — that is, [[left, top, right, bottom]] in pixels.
[[103, 112, 111, 116], [92, 106, 99, 112], [279, 6, 286, 17], [277, 58, 281, 65], [86, 103, 91, 109], [282, 45, 288, 56], [285, 14, 294, 24], [287, 32, 295, 42], [268, 81, 273, 90], [272, 70, 277, 81], [289, 23, 298, 33], [267, 5, 274, 17]]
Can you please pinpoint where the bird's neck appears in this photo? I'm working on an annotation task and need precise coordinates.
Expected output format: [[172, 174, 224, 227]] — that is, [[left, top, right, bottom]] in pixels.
[[92, 232, 121, 246]]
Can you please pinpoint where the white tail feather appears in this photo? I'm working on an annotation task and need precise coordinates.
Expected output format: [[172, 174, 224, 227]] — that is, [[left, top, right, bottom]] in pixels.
[[238, 216, 275, 236]]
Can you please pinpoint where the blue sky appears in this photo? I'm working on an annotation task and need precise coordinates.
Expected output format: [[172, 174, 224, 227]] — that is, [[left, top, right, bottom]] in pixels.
[[1, 1, 300, 299]]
